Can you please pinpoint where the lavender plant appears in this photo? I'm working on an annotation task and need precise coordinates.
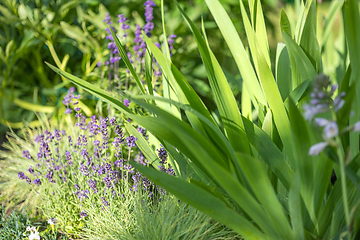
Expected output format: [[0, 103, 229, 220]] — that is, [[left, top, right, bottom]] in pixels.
[[1, 87, 238, 239]]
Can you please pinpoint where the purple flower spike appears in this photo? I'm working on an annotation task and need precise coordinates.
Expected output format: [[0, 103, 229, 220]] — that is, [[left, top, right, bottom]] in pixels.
[[126, 135, 137, 148]]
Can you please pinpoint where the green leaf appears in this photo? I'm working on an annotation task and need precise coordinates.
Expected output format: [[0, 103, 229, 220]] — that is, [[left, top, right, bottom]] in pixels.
[[275, 43, 292, 101], [110, 28, 146, 95], [280, 9, 292, 37], [204, 0, 267, 107], [242, 116, 293, 190], [45, 63, 132, 115], [299, 0, 321, 72], [132, 162, 267, 240], [288, 173, 306, 239], [344, 0, 360, 157], [124, 123, 160, 169], [12, 98, 55, 113], [281, 31, 317, 87], [175, 0, 250, 154]]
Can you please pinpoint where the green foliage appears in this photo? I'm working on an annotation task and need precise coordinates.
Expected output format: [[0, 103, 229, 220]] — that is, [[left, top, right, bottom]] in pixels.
[[0, 205, 31, 240], [48, 0, 360, 239]]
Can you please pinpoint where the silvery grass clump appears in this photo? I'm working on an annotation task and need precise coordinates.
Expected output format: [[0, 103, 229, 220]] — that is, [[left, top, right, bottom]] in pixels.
[[0, 88, 238, 239]]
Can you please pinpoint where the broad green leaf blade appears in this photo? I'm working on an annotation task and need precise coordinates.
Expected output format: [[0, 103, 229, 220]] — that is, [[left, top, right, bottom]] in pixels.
[[235, 152, 293, 239], [248, 0, 270, 66], [289, 173, 306, 239], [299, 0, 321, 72], [129, 109, 289, 238], [281, 31, 317, 87], [110, 28, 146, 95], [242, 116, 293, 190], [276, 43, 292, 101], [143, 33, 214, 137], [344, 0, 360, 157], [130, 94, 237, 164], [250, 31, 296, 170], [280, 9, 292, 37], [45, 63, 132, 115], [13, 98, 55, 113], [144, 47, 154, 96], [204, 0, 267, 107], [288, 97, 315, 222], [132, 163, 267, 240], [175, 0, 250, 154]]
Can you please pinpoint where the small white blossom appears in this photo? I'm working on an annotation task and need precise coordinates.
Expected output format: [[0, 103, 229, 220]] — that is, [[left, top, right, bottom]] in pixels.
[[323, 121, 339, 139], [309, 142, 328, 155], [28, 231, 40, 240], [314, 118, 329, 127], [48, 217, 57, 225], [353, 121, 360, 132]]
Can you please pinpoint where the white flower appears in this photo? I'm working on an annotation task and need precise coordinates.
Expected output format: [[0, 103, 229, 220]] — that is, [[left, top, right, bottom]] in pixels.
[[323, 121, 339, 139], [27, 227, 40, 240], [314, 118, 329, 127], [26, 226, 32, 232], [353, 121, 360, 132], [28, 231, 40, 240], [309, 142, 328, 155], [47, 218, 57, 225]]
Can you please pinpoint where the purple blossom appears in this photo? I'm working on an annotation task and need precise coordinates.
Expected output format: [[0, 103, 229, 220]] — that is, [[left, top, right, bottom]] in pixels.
[[80, 211, 87, 218], [28, 166, 35, 174], [22, 150, 33, 160], [157, 145, 167, 164], [18, 172, 26, 180], [126, 136, 137, 148], [124, 99, 130, 107], [34, 178, 41, 186]]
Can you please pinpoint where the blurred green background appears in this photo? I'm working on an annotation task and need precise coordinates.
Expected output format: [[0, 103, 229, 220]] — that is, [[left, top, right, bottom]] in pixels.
[[0, 0, 338, 142]]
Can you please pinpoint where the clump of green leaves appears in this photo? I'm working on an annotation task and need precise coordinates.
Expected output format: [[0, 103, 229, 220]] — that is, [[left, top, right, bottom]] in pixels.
[[0, 205, 32, 240]]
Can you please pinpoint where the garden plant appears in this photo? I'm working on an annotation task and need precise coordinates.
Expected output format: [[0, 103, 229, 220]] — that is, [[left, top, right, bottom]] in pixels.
[[1, 0, 360, 239]]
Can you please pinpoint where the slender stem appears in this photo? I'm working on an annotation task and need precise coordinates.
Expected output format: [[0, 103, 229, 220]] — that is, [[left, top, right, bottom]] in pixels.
[[336, 140, 350, 229]]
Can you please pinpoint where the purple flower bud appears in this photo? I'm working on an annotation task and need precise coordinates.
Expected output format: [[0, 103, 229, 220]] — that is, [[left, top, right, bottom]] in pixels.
[[124, 99, 130, 107]]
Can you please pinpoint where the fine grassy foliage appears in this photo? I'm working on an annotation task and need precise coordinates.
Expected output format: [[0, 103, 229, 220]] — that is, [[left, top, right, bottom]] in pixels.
[[47, 0, 360, 239]]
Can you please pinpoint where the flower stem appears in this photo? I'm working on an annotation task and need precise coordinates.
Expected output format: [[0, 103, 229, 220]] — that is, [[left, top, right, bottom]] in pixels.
[[336, 141, 350, 229]]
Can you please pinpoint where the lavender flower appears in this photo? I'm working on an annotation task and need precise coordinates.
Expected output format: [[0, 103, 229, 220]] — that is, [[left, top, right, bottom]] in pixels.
[[18, 172, 26, 180], [143, 0, 156, 37], [34, 178, 41, 186], [80, 211, 87, 218], [23, 150, 33, 160], [126, 135, 137, 148], [48, 217, 57, 225]]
